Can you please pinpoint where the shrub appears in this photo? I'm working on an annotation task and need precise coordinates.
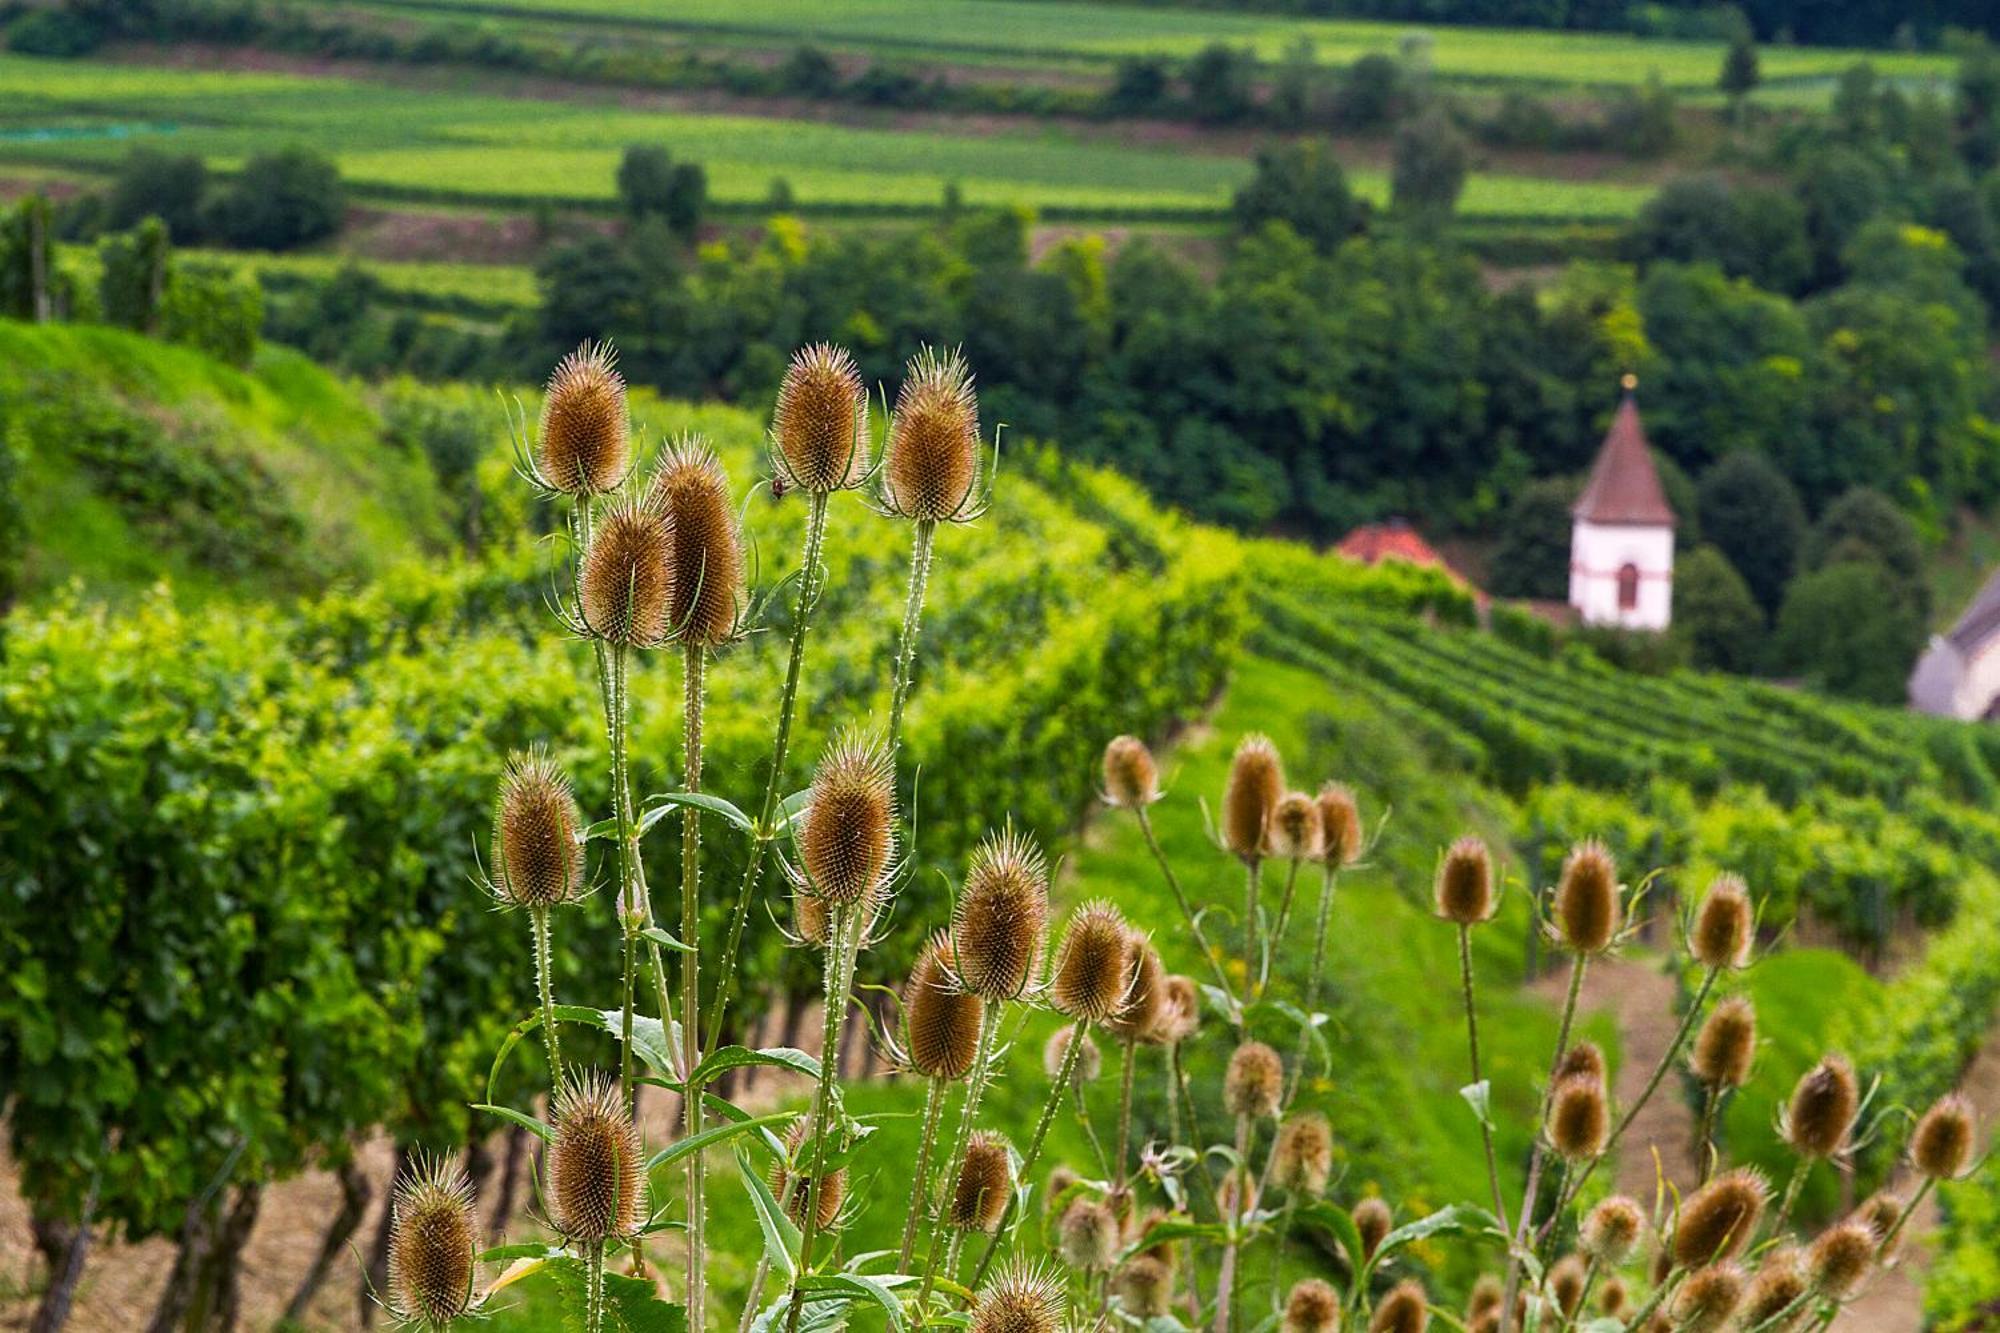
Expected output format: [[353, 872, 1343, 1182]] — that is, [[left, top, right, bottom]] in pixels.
[[5, 7, 101, 56], [1672, 544, 1764, 673], [204, 146, 344, 250]]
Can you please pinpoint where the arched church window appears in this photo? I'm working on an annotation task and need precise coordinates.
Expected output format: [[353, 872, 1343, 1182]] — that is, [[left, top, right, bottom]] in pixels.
[[1617, 562, 1640, 610]]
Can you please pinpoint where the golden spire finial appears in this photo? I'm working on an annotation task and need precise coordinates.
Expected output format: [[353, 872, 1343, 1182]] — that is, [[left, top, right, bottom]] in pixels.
[[1620, 372, 1638, 392]]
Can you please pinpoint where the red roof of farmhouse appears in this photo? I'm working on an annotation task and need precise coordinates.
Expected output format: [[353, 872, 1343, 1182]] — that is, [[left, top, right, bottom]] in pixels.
[[1574, 388, 1676, 527], [1336, 518, 1455, 570]]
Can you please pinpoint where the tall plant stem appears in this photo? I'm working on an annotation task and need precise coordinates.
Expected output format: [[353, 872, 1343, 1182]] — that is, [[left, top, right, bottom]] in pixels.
[[531, 907, 562, 1090], [1213, 1113, 1252, 1333], [786, 901, 863, 1333], [709, 491, 831, 1052], [899, 1077, 949, 1272], [887, 518, 936, 759], [1694, 1085, 1723, 1184], [1170, 1045, 1221, 1214], [1135, 807, 1236, 1014], [1501, 951, 1589, 1332], [1876, 1177, 1936, 1257], [969, 1020, 1087, 1288], [583, 1241, 606, 1333], [738, 1259, 769, 1333], [680, 644, 707, 1333], [918, 1004, 1000, 1310], [1114, 1039, 1140, 1198], [1284, 866, 1340, 1106], [1241, 860, 1263, 997], [608, 643, 640, 1111], [1770, 1155, 1813, 1240], [1260, 856, 1305, 995], [1619, 1267, 1683, 1330], [1458, 923, 1510, 1234]]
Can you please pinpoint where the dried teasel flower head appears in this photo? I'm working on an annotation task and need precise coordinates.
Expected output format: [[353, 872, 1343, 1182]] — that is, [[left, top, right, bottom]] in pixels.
[[1911, 1091, 1977, 1181], [1058, 1198, 1118, 1271], [1806, 1220, 1876, 1299], [906, 932, 983, 1081], [1043, 1165, 1080, 1219], [1222, 734, 1284, 861], [1434, 835, 1495, 925], [883, 344, 982, 522], [1114, 1254, 1174, 1319], [950, 1131, 1015, 1233], [537, 341, 629, 496], [1673, 1168, 1768, 1267], [952, 830, 1050, 1004], [1282, 1279, 1342, 1333], [578, 493, 672, 647], [1673, 1264, 1746, 1333], [1353, 1196, 1393, 1261], [1466, 1276, 1503, 1322], [1156, 974, 1199, 1046], [1691, 873, 1754, 970], [489, 748, 583, 911], [1368, 1281, 1429, 1333], [1597, 1277, 1631, 1320], [971, 1261, 1066, 1333], [1743, 1247, 1807, 1331], [771, 1114, 845, 1231], [1691, 995, 1757, 1089], [1101, 735, 1159, 809], [1581, 1194, 1645, 1265], [1783, 1054, 1860, 1160], [385, 1154, 477, 1328], [1554, 840, 1621, 954], [549, 1074, 644, 1244], [1554, 1041, 1607, 1086], [801, 727, 896, 910], [1223, 1040, 1284, 1119], [1317, 782, 1364, 867], [1104, 930, 1167, 1044], [1548, 1255, 1587, 1317], [1547, 1073, 1610, 1161], [1269, 791, 1324, 861], [1043, 1025, 1101, 1086], [772, 342, 870, 494], [1271, 1112, 1333, 1196], [647, 435, 743, 647], [1049, 902, 1130, 1023], [1853, 1192, 1904, 1256]]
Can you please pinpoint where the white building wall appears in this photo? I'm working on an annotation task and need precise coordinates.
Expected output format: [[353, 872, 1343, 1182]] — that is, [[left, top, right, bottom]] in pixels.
[[1569, 519, 1674, 631], [1952, 640, 2000, 719]]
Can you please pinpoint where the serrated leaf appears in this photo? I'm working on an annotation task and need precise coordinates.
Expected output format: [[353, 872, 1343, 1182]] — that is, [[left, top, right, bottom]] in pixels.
[[798, 1273, 907, 1331], [689, 1044, 821, 1088], [645, 1110, 796, 1172], [737, 1144, 802, 1283], [1370, 1203, 1502, 1275], [602, 1272, 687, 1333], [480, 1242, 569, 1264]]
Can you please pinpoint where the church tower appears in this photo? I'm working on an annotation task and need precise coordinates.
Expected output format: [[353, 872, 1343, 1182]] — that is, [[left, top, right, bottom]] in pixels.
[[1569, 376, 1676, 631]]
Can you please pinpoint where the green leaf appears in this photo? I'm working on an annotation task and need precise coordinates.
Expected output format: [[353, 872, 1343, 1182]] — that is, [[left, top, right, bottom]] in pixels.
[[602, 1272, 688, 1333], [645, 1111, 796, 1172], [1460, 1079, 1493, 1129], [582, 816, 620, 842], [479, 1241, 569, 1264], [688, 1044, 820, 1088], [1294, 1200, 1365, 1275], [640, 791, 755, 835], [472, 1103, 553, 1144], [640, 926, 695, 954], [484, 1003, 614, 1103], [1370, 1203, 1502, 1274], [772, 787, 814, 835], [797, 1273, 908, 1331], [737, 1144, 802, 1284], [593, 1008, 679, 1076]]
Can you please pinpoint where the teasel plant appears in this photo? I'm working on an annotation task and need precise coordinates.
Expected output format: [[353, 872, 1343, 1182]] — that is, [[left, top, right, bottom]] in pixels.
[[482, 747, 586, 1090]]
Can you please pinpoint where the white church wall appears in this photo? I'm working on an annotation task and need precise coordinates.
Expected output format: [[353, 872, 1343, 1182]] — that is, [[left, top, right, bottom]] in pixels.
[[1569, 519, 1673, 630]]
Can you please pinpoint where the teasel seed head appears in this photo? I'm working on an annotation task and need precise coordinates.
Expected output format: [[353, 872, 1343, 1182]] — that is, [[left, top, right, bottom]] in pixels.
[[1853, 1192, 1904, 1257], [1651, 1239, 1673, 1286], [1548, 1255, 1586, 1317], [1783, 1054, 1860, 1159], [1272, 1112, 1334, 1196], [1672, 1264, 1745, 1333], [1911, 1091, 1976, 1181], [1434, 835, 1495, 925], [971, 1262, 1066, 1333], [1270, 791, 1324, 861], [489, 748, 583, 911], [801, 727, 896, 909], [1547, 1073, 1610, 1161], [1156, 974, 1200, 1046], [1368, 1281, 1428, 1333], [538, 341, 629, 496], [548, 1074, 644, 1244], [1223, 734, 1284, 861], [1353, 1196, 1393, 1261], [647, 436, 743, 648], [1690, 873, 1754, 970], [1044, 1165, 1080, 1219], [1282, 1279, 1342, 1333], [1598, 1276, 1631, 1319], [1581, 1194, 1645, 1265], [385, 1155, 477, 1328], [953, 829, 1051, 1001], [883, 345, 982, 522], [1105, 930, 1167, 1044], [1466, 1275, 1503, 1322], [1317, 782, 1363, 868], [1043, 1025, 1101, 1086], [1691, 995, 1757, 1089], [1114, 1254, 1174, 1319], [1673, 1168, 1768, 1267], [772, 342, 870, 494], [1744, 1247, 1807, 1330], [793, 889, 832, 947], [1102, 735, 1159, 809], [1554, 1041, 1607, 1086], [1215, 1166, 1254, 1220], [772, 1114, 845, 1232], [950, 1131, 1015, 1233], [1058, 1198, 1118, 1271], [1224, 1040, 1284, 1119], [1554, 840, 1621, 954], [578, 493, 673, 647], [1806, 1220, 1876, 1299], [906, 932, 983, 1081], [1050, 903, 1131, 1022]]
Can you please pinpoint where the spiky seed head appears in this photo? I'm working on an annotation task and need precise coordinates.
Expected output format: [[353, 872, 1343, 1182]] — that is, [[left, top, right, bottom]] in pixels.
[[1270, 792, 1324, 861], [1102, 736, 1159, 809], [1597, 1277, 1631, 1319], [1368, 1281, 1428, 1333], [1354, 1197, 1393, 1261], [1223, 735, 1284, 861], [1466, 1315, 1498, 1333], [971, 1261, 1066, 1333], [950, 1131, 1015, 1233], [1852, 1193, 1903, 1257], [1272, 1113, 1334, 1196], [1224, 1041, 1283, 1119], [1466, 1275, 1503, 1321], [1673, 1264, 1745, 1333], [1673, 1169, 1768, 1267], [1912, 1092, 1976, 1181], [772, 342, 870, 493], [1215, 1166, 1254, 1220], [1652, 1240, 1673, 1286], [1691, 873, 1754, 970], [1806, 1220, 1875, 1299], [794, 889, 832, 946], [647, 436, 742, 648], [1691, 995, 1757, 1089], [906, 932, 983, 1081], [954, 830, 1050, 1001], [1106, 931, 1168, 1044], [1157, 974, 1200, 1046], [1784, 1054, 1859, 1159], [1548, 1255, 1586, 1317], [1581, 1195, 1645, 1265], [1282, 1279, 1342, 1333], [1050, 903, 1131, 1022], [1554, 1041, 1607, 1086], [771, 1114, 846, 1231], [386, 1155, 477, 1328], [538, 341, 629, 495], [1044, 1165, 1080, 1219], [1317, 782, 1363, 867], [1043, 1025, 1102, 1085], [1548, 1073, 1610, 1161], [1555, 841, 1621, 954], [578, 494, 672, 647], [549, 1074, 644, 1244], [1058, 1198, 1118, 1271], [884, 345, 981, 522], [801, 728, 895, 908], [1115, 1255, 1174, 1319], [1434, 835, 1495, 925], [490, 749, 583, 910], [1744, 1248, 1807, 1330]]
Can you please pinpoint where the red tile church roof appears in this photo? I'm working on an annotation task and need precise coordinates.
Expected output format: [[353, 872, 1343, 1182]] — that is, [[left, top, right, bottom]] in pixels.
[[1336, 519, 1452, 569], [1574, 390, 1676, 528]]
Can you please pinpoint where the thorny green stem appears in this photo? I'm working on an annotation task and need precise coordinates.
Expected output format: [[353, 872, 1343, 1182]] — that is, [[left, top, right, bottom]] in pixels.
[[1621, 1267, 1684, 1330], [1770, 1154, 1814, 1241], [738, 1258, 770, 1333], [1242, 859, 1263, 1000], [1171, 1043, 1220, 1213], [681, 644, 707, 1333], [708, 490, 831, 1054], [1284, 865, 1340, 1107], [1459, 923, 1510, 1235], [1742, 1284, 1826, 1333], [1135, 807, 1237, 1018], [531, 907, 562, 1090], [609, 643, 639, 1112], [786, 901, 863, 1333], [1877, 1176, 1935, 1256], [920, 1003, 1000, 1310], [1261, 856, 1305, 995], [1501, 951, 1589, 1332], [1115, 1039, 1139, 1197], [1075, 1080, 1111, 1178], [583, 1240, 606, 1333], [900, 1077, 949, 1272], [969, 1020, 1088, 1289], [1695, 1084, 1724, 1184], [887, 518, 937, 759], [1214, 1113, 1253, 1333]]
